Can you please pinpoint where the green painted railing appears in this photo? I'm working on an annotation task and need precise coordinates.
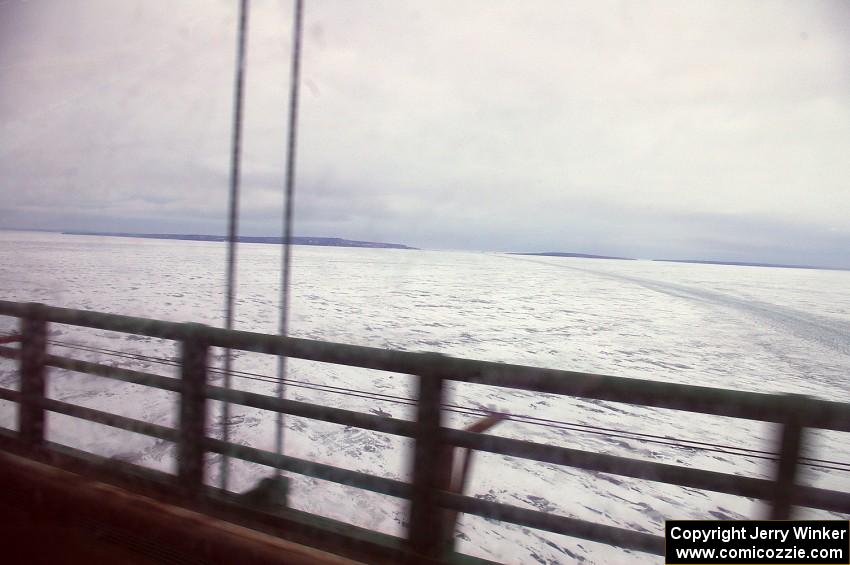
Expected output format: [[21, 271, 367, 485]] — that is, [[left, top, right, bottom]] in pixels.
[[0, 300, 848, 564]]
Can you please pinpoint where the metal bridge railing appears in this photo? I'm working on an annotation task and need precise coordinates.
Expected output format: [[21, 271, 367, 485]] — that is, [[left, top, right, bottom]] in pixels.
[[0, 300, 848, 564]]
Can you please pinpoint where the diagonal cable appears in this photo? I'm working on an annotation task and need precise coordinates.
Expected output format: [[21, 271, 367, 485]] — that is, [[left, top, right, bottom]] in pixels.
[[220, 0, 251, 491], [274, 0, 305, 475]]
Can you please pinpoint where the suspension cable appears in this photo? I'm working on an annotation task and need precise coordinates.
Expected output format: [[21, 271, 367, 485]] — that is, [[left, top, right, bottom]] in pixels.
[[221, 0, 251, 491], [275, 0, 305, 474]]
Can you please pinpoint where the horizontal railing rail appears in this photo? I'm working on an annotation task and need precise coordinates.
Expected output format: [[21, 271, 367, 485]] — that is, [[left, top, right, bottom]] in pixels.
[[2, 300, 848, 431], [0, 299, 848, 564]]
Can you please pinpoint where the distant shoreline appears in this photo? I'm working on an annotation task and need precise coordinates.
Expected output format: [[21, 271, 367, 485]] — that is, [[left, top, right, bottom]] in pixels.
[[652, 258, 850, 272], [6, 229, 847, 271], [510, 251, 848, 272], [62, 231, 418, 250], [510, 252, 634, 261]]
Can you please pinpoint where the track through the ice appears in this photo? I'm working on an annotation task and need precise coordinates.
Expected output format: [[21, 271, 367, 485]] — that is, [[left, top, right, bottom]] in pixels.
[[505, 255, 850, 358]]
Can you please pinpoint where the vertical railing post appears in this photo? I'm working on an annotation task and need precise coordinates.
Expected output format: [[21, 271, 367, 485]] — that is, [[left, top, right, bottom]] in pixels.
[[178, 323, 209, 496], [408, 357, 447, 557], [768, 394, 807, 520], [19, 302, 47, 447]]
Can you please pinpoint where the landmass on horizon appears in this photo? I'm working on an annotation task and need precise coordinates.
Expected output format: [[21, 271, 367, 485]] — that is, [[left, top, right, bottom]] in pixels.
[[511, 252, 634, 261], [652, 258, 850, 272], [63, 231, 417, 250], [512, 252, 849, 272], [7, 229, 843, 271]]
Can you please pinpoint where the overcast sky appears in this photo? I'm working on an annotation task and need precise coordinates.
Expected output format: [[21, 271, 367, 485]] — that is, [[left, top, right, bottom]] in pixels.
[[1, 0, 849, 266]]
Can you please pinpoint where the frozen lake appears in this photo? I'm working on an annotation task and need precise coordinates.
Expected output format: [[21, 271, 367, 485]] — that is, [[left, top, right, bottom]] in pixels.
[[1, 230, 849, 564]]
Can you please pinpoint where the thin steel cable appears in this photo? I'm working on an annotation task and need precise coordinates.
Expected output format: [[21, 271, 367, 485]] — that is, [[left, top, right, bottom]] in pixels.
[[220, 0, 251, 491], [41, 342, 850, 473], [36, 335, 850, 473], [274, 0, 305, 474], [443, 401, 779, 458], [45, 338, 418, 406], [29, 334, 850, 471], [40, 353, 850, 473], [32, 337, 842, 456]]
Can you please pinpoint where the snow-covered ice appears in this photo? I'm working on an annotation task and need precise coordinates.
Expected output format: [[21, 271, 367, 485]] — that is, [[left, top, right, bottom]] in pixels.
[[1, 231, 848, 564]]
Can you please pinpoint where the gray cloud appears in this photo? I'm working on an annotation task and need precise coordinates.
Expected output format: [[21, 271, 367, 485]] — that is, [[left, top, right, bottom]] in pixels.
[[2, 0, 849, 267]]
